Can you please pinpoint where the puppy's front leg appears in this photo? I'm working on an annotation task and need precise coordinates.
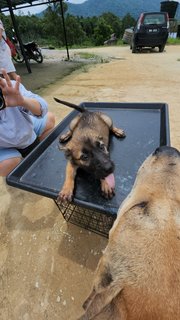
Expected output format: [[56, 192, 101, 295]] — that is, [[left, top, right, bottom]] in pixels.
[[59, 130, 72, 143], [58, 161, 77, 202]]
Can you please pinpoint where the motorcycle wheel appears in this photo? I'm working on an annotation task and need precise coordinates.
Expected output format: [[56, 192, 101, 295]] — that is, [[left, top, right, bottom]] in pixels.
[[33, 49, 43, 63], [12, 48, 24, 63]]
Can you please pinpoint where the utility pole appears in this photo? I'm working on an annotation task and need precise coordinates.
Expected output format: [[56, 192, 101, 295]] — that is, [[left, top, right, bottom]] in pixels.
[[59, 0, 70, 60]]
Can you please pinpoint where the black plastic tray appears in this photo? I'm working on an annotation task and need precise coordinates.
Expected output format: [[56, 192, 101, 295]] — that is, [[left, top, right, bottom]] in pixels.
[[7, 102, 170, 216]]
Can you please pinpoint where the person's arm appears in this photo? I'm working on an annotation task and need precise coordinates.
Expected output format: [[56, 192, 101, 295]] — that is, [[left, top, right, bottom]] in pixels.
[[0, 69, 47, 116], [0, 28, 3, 40], [0, 20, 5, 40], [17, 96, 42, 116]]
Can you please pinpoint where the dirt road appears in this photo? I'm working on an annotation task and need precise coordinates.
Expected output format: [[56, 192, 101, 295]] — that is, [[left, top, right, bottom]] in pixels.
[[37, 45, 180, 149], [0, 45, 180, 320]]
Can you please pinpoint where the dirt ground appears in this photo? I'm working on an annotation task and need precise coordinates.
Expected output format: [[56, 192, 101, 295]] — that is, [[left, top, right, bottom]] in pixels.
[[0, 45, 180, 320]]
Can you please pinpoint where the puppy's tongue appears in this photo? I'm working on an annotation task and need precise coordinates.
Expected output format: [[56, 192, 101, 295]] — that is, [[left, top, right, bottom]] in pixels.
[[104, 173, 115, 189]]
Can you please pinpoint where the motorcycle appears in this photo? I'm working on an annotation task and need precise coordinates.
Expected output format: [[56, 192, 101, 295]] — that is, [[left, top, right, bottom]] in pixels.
[[11, 30, 43, 64]]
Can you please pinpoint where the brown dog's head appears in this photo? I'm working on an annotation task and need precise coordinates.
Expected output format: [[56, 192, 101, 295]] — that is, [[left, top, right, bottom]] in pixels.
[[61, 135, 115, 180], [128, 145, 180, 204], [79, 146, 180, 320]]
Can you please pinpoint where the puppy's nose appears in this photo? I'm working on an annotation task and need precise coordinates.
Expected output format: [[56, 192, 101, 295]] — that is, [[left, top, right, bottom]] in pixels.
[[103, 160, 114, 174], [153, 146, 180, 157]]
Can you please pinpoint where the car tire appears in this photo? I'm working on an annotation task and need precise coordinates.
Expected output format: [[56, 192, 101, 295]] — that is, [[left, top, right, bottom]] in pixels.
[[132, 42, 137, 53], [159, 44, 165, 53]]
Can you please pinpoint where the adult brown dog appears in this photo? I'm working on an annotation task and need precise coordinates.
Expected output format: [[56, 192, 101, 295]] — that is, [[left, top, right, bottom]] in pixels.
[[54, 98, 126, 202], [79, 146, 180, 320]]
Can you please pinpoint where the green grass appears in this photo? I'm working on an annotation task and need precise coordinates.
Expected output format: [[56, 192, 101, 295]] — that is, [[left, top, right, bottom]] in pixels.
[[74, 52, 99, 59], [167, 37, 180, 45]]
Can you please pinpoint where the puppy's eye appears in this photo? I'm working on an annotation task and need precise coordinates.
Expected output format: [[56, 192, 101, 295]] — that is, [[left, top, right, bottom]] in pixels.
[[80, 154, 88, 161], [100, 144, 105, 150]]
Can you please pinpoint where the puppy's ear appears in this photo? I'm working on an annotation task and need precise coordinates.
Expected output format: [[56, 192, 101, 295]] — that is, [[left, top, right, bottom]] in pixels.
[[64, 147, 73, 160], [82, 260, 123, 319]]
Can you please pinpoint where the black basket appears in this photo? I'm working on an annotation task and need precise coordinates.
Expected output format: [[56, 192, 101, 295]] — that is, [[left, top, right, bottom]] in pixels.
[[55, 200, 116, 237]]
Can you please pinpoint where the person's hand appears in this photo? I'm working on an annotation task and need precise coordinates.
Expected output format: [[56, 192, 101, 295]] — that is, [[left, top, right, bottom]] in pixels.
[[0, 69, 24, 107]]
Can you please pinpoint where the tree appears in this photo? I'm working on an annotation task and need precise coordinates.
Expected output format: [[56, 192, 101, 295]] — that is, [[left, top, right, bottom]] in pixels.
[[101, 12, 122, 38], [0, 13, 13, 36], [41, 2, 69, 46], [14, 15, 44, 42], [93, 18, 113, 46], [65, 14, 86, 46], [42, 5, 62, 45], [121, 13, 136, 34]]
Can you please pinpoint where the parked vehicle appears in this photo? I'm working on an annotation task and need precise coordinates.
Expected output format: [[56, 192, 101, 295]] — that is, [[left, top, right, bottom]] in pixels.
[[104, 33, 117, 45], [131, 12, 169, 53], [11, 30, 43, 63], [122, 27, 134, 44]]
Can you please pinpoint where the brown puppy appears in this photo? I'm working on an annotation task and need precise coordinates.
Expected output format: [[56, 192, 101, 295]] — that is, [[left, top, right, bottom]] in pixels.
[[54, 98, 125, 202], [79, 146, 180, 320]]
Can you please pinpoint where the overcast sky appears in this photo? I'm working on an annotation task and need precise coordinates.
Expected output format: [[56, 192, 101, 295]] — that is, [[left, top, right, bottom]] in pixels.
[[14, 0, 86, 16]]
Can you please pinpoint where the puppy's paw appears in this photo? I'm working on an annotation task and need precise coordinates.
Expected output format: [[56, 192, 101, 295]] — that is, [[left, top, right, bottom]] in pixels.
[[113, 127, 126, 138], [57, 187, 73, 202], [59, 130, 72, 143], [101, 179, 115, 199], [59, 134, 67, 143]]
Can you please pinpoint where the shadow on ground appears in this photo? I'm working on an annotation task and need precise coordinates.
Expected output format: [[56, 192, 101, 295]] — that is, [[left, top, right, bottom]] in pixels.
[[15, 60, 85, 93]]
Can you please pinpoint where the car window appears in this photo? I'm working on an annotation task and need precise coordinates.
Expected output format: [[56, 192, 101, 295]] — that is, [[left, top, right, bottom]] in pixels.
[[143, 14, 166, 25]]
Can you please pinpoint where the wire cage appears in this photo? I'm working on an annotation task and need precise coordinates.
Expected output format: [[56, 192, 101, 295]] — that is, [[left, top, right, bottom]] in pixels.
[[54, 200, 116, 238]]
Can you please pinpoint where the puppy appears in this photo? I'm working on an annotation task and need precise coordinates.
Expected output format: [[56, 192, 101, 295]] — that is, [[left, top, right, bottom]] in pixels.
[[79, 146, 180, 320], [54, 98, 126, 202]]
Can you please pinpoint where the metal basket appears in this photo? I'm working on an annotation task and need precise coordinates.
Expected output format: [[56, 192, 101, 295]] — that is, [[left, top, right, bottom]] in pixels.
[[54, 200, 116, 238]]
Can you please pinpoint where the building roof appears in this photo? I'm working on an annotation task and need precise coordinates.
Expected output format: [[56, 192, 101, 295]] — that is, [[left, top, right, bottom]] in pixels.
[[0, 1, 55, 13]]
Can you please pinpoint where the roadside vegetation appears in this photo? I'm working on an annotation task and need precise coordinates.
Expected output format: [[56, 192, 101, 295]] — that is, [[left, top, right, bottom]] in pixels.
[[1, 2, 179, 50], [0, 2, 136, 48], [167, 37, 180, 45]]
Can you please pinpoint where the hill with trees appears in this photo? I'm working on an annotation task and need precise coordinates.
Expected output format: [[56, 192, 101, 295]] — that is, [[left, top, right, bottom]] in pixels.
[[1, 0, 179, 50], [67, 0, 163, 18]]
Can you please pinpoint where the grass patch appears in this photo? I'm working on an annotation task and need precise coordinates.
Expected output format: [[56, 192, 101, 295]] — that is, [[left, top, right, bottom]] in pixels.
[[167, 38, 180, 45], [72, 51, 110, 64], [74, 52, 99, 60]]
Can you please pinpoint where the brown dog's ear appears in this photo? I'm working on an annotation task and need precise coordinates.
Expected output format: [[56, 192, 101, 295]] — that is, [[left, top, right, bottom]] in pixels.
[[82, 261, 123, 319], [82, 287, 122, 319]]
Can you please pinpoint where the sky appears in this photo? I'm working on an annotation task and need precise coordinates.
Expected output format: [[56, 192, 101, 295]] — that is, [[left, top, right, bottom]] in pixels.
[[13, 0, 86, 16]]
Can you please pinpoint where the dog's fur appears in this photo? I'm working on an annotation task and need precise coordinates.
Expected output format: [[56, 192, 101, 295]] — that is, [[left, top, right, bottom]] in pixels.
[[54, 98, 125, 202], [79, 146, 180, 320]]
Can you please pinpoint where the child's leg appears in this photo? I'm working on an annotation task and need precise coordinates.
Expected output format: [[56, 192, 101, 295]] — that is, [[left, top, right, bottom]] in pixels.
[[0, 148, 22, 177], [31, 112, 55, 141]]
